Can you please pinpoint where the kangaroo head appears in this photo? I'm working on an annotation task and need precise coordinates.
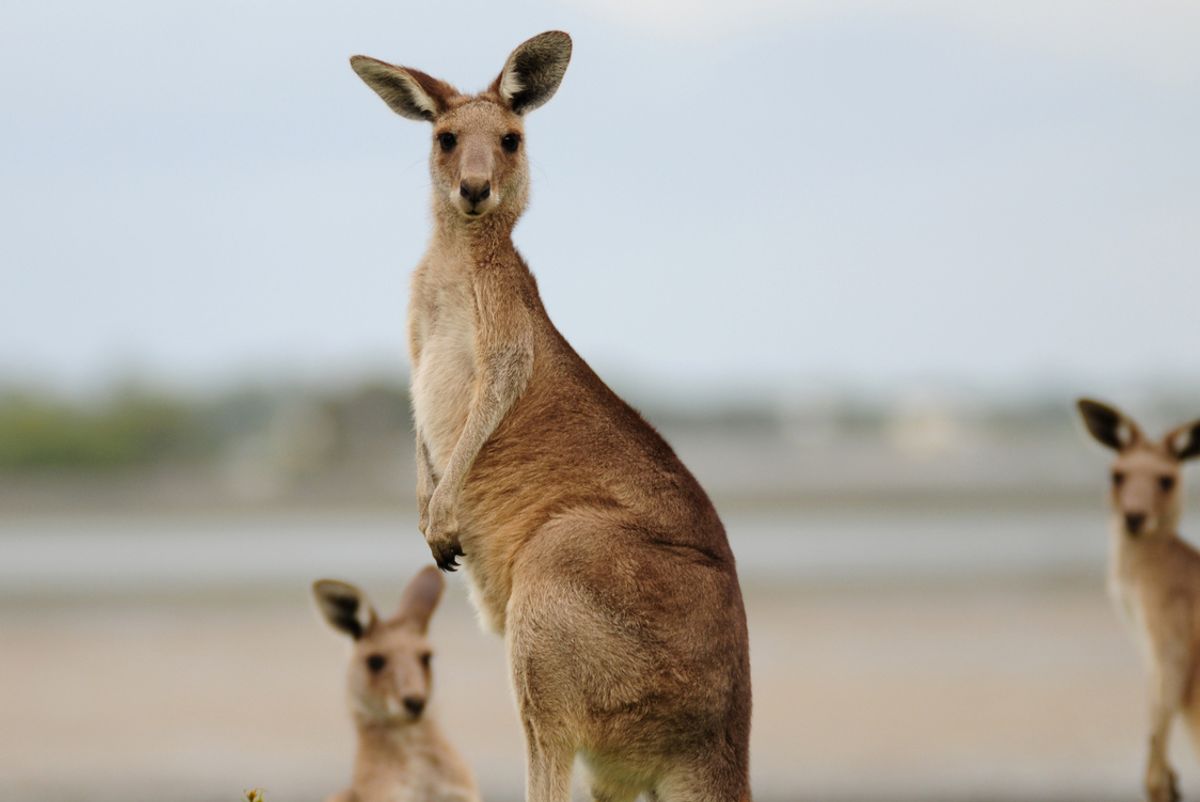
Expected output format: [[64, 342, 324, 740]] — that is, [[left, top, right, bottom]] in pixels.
[[1077, 398, 1200, 539], [350, 31, 572, 224], [313, 566, 445, 725]]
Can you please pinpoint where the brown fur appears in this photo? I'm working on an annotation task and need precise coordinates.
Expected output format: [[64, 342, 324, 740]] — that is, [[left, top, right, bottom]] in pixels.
[[313, 569, 480, 802], [350, 31, 752, 802], [1077, 399, 1200, 802]]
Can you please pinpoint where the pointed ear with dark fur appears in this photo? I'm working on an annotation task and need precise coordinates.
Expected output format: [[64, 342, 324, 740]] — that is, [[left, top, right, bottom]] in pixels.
[[491, 31, 572, 115], [1165, 419, 1200, 462], [313, 579, 378, 639], [350, 56, 457, 121], [393, 565, 445, 634], [1076, 398, 1142, 452]]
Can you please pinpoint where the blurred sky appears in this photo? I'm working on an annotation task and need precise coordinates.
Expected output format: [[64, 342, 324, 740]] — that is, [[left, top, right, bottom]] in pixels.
[[2, 0, 1198, 397]]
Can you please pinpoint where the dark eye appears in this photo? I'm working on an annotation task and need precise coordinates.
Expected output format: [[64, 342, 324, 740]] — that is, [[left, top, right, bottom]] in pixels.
[[501, 133, 521, 153], [366, 654, 387, 673], [1160, 475, 1176, 492], [419, 652, 432, 669], [1112, 471, 1125, 488], [437, 132, 457, 152]]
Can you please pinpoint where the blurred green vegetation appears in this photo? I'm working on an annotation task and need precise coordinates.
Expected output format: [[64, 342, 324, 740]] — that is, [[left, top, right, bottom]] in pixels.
[[0, 380, 416, 474], [0, 390, 202, 470], [1, 375, 1191, 475]]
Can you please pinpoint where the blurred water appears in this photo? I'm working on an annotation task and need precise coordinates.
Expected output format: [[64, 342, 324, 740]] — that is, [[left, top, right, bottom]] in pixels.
[[0, 505, 1110, 597]]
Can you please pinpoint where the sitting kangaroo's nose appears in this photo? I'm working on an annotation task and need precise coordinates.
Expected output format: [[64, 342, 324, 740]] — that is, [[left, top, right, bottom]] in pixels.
[[460, 179, 491, 205], [1125, 512, 1147, 535], [403, 696, 426, 717]]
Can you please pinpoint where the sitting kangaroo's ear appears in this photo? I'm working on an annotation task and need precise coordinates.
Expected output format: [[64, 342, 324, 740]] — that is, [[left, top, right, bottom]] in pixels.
[[1165, 419, 1200, 462], [313, 579, 378, 639], [350, 56, 456, 121], [492, 31, 572, 115], [394, 565, 445, 634], [1076, 398, 1142, 452]]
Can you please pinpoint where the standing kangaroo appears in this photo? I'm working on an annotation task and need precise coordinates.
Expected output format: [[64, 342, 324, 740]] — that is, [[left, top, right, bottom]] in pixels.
[[313, 567, 480, 802], [1077, 399, 1200, 802], [349, 31, 752, 802]]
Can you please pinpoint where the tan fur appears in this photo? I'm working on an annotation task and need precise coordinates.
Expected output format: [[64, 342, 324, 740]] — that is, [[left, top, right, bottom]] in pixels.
[[1078, 399, 1200, 802], [351, 31, 752, 802], [313, 569, 480, 802]]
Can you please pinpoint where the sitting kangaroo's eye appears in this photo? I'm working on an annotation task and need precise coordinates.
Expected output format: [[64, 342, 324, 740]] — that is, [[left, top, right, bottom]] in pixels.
[[1112, 471, 1126, 488], [366, 654, 387, 673], [501, 133, 521, 153], [1160, 475, 1176, 492], [437, 132, 457, 152], [419, 652, 432, 669]]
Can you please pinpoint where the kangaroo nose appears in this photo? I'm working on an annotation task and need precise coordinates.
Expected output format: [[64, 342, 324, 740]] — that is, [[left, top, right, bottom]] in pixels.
[[402, 696, 426, 717], [459, 179, 491, 205], [1125, 512, 1147, 536]]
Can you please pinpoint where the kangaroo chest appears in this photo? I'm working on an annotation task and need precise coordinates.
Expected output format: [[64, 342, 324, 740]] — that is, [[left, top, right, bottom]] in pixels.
[[410, 266, 477, 474]]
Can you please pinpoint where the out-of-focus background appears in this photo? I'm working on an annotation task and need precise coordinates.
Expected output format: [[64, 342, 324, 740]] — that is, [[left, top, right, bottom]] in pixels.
[[3, 1, 1200, 800]]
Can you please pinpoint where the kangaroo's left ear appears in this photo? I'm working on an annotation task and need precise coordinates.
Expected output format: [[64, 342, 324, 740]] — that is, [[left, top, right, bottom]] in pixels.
[[313, 579, 379, 639], [1165, 419, 1200, 462], [350, 56, 457, 122], [492, 31, 572, 115]]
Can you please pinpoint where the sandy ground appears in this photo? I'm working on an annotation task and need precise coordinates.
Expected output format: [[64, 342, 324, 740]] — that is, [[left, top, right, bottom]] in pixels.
[[1, 578, 1192, 802]]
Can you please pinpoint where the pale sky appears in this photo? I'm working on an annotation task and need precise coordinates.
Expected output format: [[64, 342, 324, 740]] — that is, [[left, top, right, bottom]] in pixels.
[[2, 0, 1198, 398]]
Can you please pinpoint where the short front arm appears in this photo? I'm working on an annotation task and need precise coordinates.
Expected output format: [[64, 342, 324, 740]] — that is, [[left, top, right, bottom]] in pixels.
[[416, 435, 437, 533], [423, 272, 534, 570]]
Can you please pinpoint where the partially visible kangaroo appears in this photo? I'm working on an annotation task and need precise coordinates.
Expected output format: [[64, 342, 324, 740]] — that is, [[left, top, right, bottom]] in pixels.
[[1077, 398, 1200, 802], [313, 566, 480, 802], [349, 31, 752, 802]]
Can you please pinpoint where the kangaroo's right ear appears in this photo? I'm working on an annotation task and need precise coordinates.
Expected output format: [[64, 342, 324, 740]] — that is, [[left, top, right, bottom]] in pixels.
[[313, 579, 378, 639], [491, 31, 572, 115], [1165, 419, 1200, 462], [1076, 398, 1142, 452], [349, 56, 456, 122], [393, 565, 445, 633]]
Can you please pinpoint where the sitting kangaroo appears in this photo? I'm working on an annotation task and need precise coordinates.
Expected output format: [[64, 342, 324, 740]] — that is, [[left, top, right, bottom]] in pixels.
[[313, 567, 480, 802], [1077, 399, 1200, 802], [349, 31, 752, 802]]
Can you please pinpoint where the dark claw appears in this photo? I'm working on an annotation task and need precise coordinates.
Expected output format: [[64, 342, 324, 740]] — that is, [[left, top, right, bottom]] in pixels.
[[433, 542, 464, 572]]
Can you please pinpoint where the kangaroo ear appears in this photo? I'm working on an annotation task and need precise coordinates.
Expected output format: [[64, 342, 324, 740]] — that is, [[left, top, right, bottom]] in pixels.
[[491, 31, 572, 115], [1076, 398, 1142, 452], [1165, 419, 1200, 462], [350, 56, 456, 122], [394, 565, 445, 633], [313, 579, 378, 639]]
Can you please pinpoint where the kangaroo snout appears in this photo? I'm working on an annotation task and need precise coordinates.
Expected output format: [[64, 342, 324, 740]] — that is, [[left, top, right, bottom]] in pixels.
[[459, 179, 491, 204], [402, 695, 426, 717], [1125, 512, 1147, 536]]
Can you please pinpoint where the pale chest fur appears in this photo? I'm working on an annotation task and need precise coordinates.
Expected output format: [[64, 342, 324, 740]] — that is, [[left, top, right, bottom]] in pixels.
[[1107, 528, 1160, 669], [409, 253, 477, 473]]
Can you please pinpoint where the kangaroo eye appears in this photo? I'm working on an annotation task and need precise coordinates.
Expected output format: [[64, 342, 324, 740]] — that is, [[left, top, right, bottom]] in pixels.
[[501, 133, 521, 153], [1112, 471, 1126, 488], [366, 654, 387, 673], [437, 132, 457, 152], [419, 652, 432, 669], [1160, 475, 1176, 492]]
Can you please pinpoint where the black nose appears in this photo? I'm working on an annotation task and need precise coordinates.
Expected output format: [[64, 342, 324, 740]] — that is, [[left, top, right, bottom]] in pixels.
[[459, 180, 491, 205], [402, 696, 426, 717], [1125, 512, 1146, 535]]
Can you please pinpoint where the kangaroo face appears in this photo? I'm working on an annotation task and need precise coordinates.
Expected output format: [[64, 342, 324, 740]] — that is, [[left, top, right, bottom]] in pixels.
[[350, 31, 571, 224], [1077, 398, 1200, 539], [432, 100, 527, 220], [314, 567, 446, 726], [348, 622, 434, 723], [1109, 444, 1181, 539]]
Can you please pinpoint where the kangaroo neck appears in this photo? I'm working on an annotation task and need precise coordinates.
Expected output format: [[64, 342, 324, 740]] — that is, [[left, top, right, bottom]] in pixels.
[[433, 207, 520, 271], [354, 716, 436, 761]]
